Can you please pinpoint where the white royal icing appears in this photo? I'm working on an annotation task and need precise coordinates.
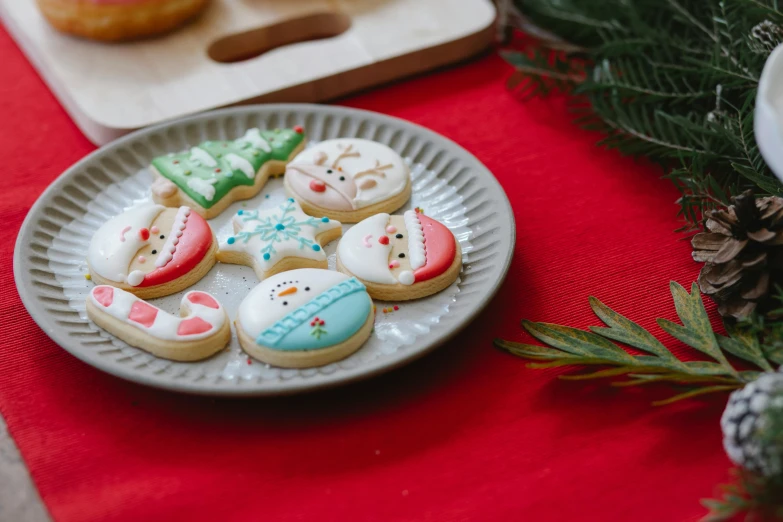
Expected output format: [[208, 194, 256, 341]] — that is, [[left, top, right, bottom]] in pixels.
[[90, 287, 225, 341], [189, 146, 217, 167], [403, 210, 426, 270], [225, 153, 255, 179], [155, 206, 190, 268], [220, 199, 341, 272], [337, 213, 397, 284], [88, 204, 165, 284], [238, 128, 272, 153], [291, 139, 409, 209], [126, 270, 145, 286], [187, 177, 218, 201], [398, 270, 415, 286], [238, 269, 350, 339]]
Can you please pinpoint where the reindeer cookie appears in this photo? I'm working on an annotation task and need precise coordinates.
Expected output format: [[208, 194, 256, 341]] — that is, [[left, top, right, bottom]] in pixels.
[[217, 198, 342, 280], [284, 138, 411, 223], [236, 269, 373, 368], [151, 127, 306, 219], [336, 210, 461, 301], [87, 286, 230, 361], [87, 204, 217, 299]]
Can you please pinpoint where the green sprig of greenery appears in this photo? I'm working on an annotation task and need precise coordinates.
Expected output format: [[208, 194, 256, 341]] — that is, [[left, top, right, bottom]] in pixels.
[[702, 469, 783, 521], [494, 282, 777, 405], [502, 0, 783, 226]]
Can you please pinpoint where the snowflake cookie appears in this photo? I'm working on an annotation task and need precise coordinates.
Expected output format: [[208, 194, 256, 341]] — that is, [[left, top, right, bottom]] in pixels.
[[87, 286, 230, 361], [216, 198, 342, 279], [151, 127, 306, 219], [284, 138, 411, 223], [236, 269, 373, 368], [336, 210, 462, 301], [87, 204, 217, 299]]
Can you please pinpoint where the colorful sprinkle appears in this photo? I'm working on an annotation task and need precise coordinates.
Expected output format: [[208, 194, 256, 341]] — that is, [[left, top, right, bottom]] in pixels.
[[227, 237, 235, 245], [263, 253, 271, 261], [321, 217, 329, 223], [85, 274, 91, 280], [312, 244, 321, 252], [394, 305, 399, 311], [294, 125, 304, 134]]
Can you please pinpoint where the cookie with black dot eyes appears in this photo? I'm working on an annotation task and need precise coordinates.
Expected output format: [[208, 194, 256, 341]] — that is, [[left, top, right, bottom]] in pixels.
[[336, 210, 462, 301], [284, 138, 411, 223], [87, 205, 217, 299], [236, 269, 374, 368], [217, 198, 342, 280]]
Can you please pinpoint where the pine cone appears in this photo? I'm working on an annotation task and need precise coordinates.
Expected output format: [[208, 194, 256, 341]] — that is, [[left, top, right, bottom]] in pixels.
[[692, 191, 783, 319], [721, 370, 783, 477]]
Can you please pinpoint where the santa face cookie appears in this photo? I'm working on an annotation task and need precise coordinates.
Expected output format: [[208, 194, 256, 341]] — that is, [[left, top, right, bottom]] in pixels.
[[284, 138, 411, 223], [151, 127, 306, 219], [87, 286, 230, 362], [217, 198, 342, 280], [87, 205, 217, 299], [336, 210, 461, 301], [236, 269, 373, 368]]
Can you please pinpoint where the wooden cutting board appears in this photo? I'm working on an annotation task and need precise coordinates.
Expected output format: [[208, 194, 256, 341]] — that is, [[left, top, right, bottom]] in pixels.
[[0, 0, 495, 145]]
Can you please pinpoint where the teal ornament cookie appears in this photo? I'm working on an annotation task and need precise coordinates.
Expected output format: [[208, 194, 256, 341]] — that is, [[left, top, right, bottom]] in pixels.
[[151, 127, 306, 218], [235, 268, 374, 368]]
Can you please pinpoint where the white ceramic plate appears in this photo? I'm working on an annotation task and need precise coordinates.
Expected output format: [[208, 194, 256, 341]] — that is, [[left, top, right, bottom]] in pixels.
[[14, 104, 515, 396]]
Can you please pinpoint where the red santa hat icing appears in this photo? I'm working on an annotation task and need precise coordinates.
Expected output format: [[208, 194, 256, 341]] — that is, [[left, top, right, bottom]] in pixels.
[[88, 205, 212, 288], [398, 210, 456, 286]]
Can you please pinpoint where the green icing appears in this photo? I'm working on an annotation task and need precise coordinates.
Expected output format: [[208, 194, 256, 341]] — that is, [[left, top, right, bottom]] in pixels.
[[151, 128, 304, 209]]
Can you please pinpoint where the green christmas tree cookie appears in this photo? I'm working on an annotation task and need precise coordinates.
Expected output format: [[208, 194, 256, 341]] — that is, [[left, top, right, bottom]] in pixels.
[[150, 126, 306, 219]]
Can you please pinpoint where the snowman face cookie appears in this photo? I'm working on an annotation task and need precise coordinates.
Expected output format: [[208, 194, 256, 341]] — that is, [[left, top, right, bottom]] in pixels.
[[236, 269, 374, 368], [86, 286, 230, 362], [151, 127, 306, 219], [336, 210, 461, 301], [216, 198, 342, 280], [284, 139, 411, 223], [87, 205, 217, 299]]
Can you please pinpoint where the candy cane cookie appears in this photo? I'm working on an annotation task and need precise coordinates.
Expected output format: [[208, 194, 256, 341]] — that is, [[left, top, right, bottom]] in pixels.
[[86, 286, 230, 361]]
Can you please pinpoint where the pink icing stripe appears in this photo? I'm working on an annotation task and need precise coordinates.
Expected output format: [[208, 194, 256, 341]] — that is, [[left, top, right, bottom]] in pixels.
[[119, 226, 131, 242], [362, 234, 373, 248]]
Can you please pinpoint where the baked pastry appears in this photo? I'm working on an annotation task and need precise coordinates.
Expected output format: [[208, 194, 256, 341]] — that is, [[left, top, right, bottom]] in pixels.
[[35, 0, 210, 42]]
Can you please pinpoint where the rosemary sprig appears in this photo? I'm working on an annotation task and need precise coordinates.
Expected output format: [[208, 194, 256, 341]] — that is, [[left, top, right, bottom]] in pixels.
[[495, 282, 776, 405]]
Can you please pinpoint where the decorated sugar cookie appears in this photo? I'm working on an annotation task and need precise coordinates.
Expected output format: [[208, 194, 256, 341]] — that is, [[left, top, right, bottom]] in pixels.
[[86, 286, 230, 361], [284, 138, 411, 223], [217, 198, 342, 279], [87, 204, 217, 299], [236, 269, 373, 368], [336, 210, 461, 301], [151, 127, 306, 219]]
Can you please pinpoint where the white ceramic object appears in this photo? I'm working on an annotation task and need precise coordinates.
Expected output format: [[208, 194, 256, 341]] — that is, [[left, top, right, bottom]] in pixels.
[[13, 104, 515, 396], [756, 44, 783, 182]]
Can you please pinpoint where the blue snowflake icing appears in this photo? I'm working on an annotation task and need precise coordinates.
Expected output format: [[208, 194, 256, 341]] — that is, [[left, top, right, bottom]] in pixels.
[[231, 199, 327, 261]]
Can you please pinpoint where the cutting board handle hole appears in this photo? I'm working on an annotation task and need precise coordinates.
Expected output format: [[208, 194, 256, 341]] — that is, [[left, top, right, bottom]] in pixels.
[[208, 12, 352, 64]]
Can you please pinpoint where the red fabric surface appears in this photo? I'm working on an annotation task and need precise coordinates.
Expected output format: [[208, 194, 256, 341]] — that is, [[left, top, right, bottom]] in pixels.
[[0, 24, 733, 521]]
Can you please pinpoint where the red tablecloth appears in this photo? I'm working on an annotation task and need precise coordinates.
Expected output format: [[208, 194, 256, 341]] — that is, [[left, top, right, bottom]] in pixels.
[[0, 24, 732, 522]]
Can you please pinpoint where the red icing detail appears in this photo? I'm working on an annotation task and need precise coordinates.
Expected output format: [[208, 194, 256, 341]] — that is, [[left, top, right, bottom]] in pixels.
[[394, 305, 399, 311], [188, 292, 219, 309], [128, 301, 158, 328], [177, 317, 212, 336], [294, 125, 304, 134], [378, 236, 389, 245], [138, 228, 150, 241], [412, 214, 456, 283], [92, 286, 114, 307], [309, 179, 326, 192], [215, 168, 221, 173], [139, 211, 213, 288]]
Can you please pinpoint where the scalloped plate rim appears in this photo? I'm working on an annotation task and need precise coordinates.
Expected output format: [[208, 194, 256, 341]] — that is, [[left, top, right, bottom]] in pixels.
[[13, 103, 515, 397]]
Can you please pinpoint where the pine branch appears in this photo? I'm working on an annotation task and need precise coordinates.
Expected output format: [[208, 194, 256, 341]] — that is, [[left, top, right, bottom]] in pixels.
[[494, 282, 780, 404], [702, 469, 783, 521], [500, 0, 783, 228]]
